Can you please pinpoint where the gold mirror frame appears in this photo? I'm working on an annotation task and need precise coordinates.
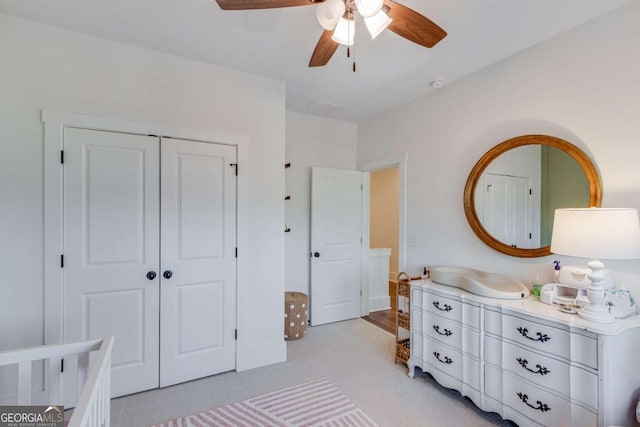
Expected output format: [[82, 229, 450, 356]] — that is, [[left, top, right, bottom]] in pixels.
[[463, 134, 602, 258]]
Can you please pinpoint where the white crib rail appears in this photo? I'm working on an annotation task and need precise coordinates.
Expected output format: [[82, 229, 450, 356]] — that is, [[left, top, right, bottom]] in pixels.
[[0, 336, 114, 427]]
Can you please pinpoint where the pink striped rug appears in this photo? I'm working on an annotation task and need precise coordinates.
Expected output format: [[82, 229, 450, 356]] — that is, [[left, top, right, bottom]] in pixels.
[[151, 378, 378, 427]]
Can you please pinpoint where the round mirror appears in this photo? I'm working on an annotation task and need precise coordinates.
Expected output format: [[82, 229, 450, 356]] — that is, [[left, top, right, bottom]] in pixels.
[[463, 135, 602, 258]]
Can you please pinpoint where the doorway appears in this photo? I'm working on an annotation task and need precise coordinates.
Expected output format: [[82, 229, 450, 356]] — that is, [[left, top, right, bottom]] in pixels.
[[362, 165, 400, 334]]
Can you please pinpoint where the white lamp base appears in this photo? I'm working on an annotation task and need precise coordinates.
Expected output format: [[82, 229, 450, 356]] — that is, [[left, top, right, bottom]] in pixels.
[[578, 304, 614, 323], [578, 259, 614, 324]]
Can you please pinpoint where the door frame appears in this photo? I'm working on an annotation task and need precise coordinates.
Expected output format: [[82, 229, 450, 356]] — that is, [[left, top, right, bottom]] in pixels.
[[42, 110, 248, 365], [359, 154, 408, 315]]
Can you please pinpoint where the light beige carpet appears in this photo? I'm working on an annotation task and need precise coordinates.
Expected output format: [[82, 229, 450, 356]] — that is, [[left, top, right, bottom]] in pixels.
[[150, 378, 377, 427]]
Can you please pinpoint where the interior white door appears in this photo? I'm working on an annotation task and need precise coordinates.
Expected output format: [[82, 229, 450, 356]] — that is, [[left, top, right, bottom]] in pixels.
[[310, 167, 364, 326], [511, 176, 533, 249], [482, 174, 510, 243], [483, 173, 532, 249], [63, 127, 160, 400], [159, 138, 237, 387]]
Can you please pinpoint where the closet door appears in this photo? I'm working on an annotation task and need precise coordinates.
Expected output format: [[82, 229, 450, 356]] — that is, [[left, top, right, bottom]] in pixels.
[[159, 138, 237, 387], [63, 128, 160, 400]]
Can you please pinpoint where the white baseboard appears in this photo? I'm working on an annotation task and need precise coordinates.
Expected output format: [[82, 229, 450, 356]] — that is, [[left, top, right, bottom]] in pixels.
[[236, 340, 287, 372], [369, 296, 391, 312]]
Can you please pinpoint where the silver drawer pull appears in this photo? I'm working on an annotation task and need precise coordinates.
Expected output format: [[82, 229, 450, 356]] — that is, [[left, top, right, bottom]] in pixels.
[[517, 327, 551, 343], [433, 301, 453, 312], [517, 392, 551, 412], [516, 357, 550, 376], [433, 325, 453, 337], [433, 351, 453, 365]]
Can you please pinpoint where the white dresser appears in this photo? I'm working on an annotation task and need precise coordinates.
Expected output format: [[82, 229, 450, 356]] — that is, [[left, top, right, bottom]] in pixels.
[[408, 280, 640, 427]]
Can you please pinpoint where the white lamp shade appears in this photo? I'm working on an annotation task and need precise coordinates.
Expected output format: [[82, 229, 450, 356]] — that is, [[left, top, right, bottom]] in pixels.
[[550, 208, 640, 259], [356, 0, 384, 18], [331, 17, 355, 46], [364, 9, 392, 39], [315, 0, 345, 31]]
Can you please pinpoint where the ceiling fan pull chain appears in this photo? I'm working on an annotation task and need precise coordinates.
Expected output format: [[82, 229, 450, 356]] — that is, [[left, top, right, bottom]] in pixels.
[[352, 36, 356, 72]]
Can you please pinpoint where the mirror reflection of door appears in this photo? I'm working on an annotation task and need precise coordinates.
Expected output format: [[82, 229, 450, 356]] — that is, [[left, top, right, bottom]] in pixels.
[[475, 144, 540, 249], [474, 144, 590, 249], [481, 174, 534, 249]]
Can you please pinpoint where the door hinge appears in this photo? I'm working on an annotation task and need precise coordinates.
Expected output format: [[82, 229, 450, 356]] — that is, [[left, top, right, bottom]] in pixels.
[[61, 359, 64, 373], [361, 184, 363, 191], [60, 150, 64, 164], [529, 233, 532, 239], [60, 254, 64, 268], [235, 248, 238, 258], [230, 163, 238, 176], [234, 329, 238, 340], [529, 188, 532, 195], [360, 289, 362, 296], [360, 237, 363, 243]]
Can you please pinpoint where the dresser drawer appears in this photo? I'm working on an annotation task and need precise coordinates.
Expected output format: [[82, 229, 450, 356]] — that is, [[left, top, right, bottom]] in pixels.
[[485, 310, 597, 368], [411, 331, 423, 361], [411, 285, 423, 310], [425, 293, 461, 322], [411, 308, 423, 333], [485, 336, 597, 410], [485, 366, 597, 427], [424, 312, 480, 356], [423, 337, 480, 390]]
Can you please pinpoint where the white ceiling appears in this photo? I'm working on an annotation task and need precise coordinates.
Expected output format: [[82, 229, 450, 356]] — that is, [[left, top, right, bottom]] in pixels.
[[0, 0, 630, 122]]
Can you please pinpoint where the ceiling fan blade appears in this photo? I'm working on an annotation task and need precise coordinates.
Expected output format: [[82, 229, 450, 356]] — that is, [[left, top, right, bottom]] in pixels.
[[383, 0, 447, 48], [309, 30, 339, 67], [215, 0, 321, 10]]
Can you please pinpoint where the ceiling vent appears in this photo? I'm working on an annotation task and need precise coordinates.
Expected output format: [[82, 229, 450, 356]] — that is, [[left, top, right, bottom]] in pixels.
[[307, 100, 345, 114]]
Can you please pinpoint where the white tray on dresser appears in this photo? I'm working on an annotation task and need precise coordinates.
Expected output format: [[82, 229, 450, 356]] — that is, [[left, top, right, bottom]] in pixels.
[[408, 279, 640, 427]]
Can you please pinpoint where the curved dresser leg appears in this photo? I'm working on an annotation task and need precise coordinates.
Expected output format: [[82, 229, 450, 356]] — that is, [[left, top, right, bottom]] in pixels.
[[407, 358, 416, 378]]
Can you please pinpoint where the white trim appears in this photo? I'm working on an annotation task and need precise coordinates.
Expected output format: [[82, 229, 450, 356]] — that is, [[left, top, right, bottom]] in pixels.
[[359, 154, 408, 277], [361, 172, 371, 316], [42, 110, 249, 373]]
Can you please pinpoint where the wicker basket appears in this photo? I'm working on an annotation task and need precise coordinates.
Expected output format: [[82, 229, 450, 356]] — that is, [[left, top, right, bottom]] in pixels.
[[398, 281, 410, 298], [398, 312, 410, 330], [396, 339, 410, 363]]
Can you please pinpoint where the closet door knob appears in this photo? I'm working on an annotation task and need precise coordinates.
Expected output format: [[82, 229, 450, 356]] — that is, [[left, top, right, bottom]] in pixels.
[[313, 252, 320, 258], [147, 271, 157, 280], [163, 270, 173, 279]]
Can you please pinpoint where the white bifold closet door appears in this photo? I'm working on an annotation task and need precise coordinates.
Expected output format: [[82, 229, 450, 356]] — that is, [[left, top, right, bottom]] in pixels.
[[159, 137, 236, 387], [62, 128, 236, 401]]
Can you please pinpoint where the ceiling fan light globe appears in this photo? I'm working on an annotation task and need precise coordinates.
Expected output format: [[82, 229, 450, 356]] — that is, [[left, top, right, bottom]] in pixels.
[[315, 0, 345, 30], [331, 17, 355, 46], [364, 9, 392, 39], [356, 0, 383, 18]]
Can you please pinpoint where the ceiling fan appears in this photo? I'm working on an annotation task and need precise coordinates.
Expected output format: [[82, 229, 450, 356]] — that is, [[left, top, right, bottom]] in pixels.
[[214, 0, 447, 70]]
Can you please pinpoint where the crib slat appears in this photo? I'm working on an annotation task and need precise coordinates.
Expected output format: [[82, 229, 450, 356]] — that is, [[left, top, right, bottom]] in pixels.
[[77, 351, 89, 400], [48, 357, 63, 405], [18, 361, 32, 404], [103, 353, 111, 427]]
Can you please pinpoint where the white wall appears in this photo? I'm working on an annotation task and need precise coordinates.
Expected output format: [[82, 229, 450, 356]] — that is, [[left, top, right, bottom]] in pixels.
[[357, 2, 640, 293], [285, 111, 358, 295], [0, 13, 286, 376]]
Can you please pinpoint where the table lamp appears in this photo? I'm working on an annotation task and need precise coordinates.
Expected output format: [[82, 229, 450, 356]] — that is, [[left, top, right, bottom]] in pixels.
[[550, 208, 640, 323]]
